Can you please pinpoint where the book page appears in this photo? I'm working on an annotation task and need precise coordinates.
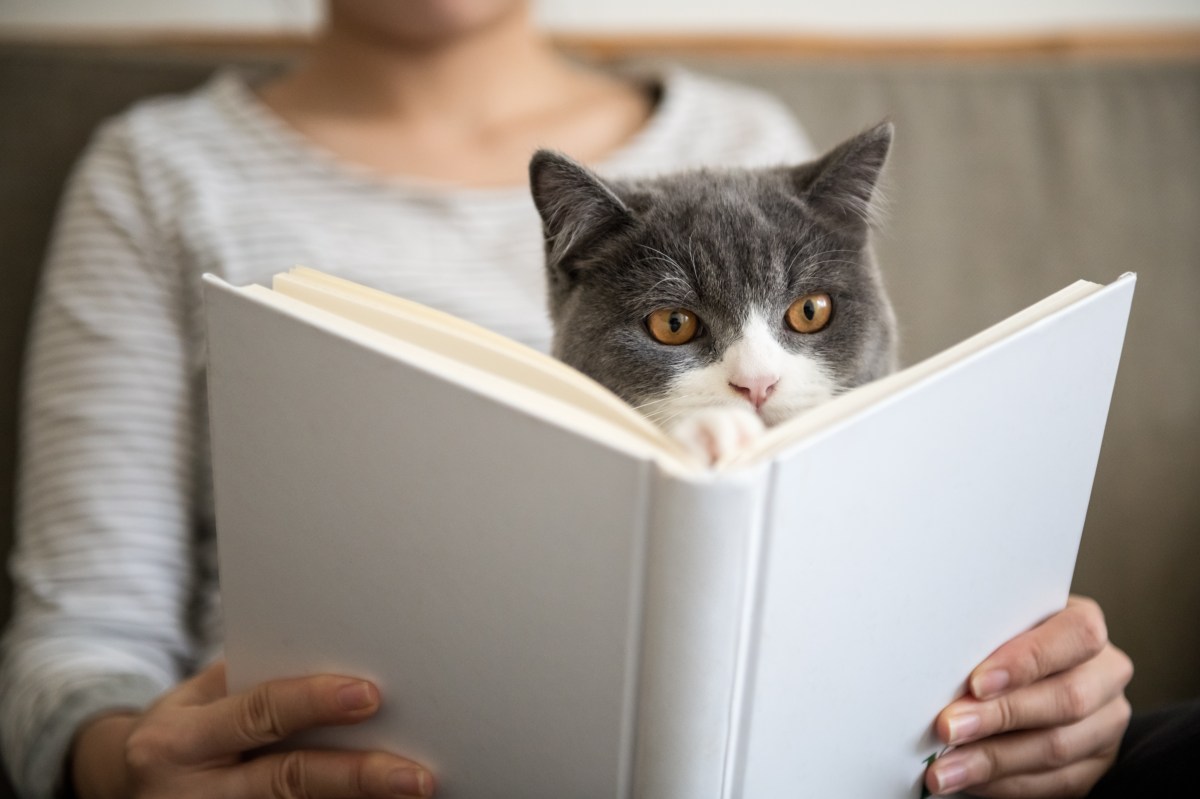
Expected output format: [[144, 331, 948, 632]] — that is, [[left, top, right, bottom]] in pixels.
[[287, 266, 549, 359], [272, 269, 686, 460], [736, 278, 1110, 466], [237, 283, 670, 465]]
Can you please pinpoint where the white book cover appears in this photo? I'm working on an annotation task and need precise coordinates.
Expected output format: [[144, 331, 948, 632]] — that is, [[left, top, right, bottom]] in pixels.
[[205, 270, 1135, 798]]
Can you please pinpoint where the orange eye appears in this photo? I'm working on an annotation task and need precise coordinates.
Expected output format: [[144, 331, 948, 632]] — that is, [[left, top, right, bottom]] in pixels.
[[646, 308, 700, 345], [786, 292, 833, 333]]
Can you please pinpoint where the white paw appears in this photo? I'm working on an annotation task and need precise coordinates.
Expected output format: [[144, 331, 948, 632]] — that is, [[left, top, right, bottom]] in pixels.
[[667, 406, 766, 466]]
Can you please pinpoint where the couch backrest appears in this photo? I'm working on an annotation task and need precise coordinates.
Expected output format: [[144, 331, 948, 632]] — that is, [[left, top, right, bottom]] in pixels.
[[1, 44, 1197, 720]]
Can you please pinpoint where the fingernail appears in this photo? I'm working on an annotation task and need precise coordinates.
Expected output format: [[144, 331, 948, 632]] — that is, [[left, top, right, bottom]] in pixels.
[[946, 712, 981, 744], [932, 753, 970, 794], [336, 681, 376, 711], [971, 668, 1010, 699], [389, 767, 432, 797]]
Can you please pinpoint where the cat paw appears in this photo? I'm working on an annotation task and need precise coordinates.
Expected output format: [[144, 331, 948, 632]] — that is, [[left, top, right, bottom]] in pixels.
[[667, 407, 766, 466]]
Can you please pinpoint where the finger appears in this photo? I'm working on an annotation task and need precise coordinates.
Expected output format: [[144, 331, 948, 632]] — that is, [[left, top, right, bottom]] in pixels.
[[183, 675, 383, 760], [221, 749, 434, 799], [939, 644, 1132, 743], [933, 756, 1112, 798], [927, 695, 1129, 794], [968, 597, 1108, 700]]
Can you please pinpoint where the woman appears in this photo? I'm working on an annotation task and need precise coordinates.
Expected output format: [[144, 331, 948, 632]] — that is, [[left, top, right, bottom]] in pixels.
[[0, 2, 1132, 797]]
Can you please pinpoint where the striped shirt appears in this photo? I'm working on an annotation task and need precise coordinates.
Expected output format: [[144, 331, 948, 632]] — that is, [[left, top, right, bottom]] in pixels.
[[0, 67, 813, 798]]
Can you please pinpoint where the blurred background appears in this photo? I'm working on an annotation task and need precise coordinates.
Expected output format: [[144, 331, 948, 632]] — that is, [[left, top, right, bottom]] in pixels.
[[0, 3, 1197, 794], [2, 0, 1200, 36]]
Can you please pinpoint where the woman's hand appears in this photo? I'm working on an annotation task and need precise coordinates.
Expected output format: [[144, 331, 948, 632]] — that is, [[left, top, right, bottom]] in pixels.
[[71, 660, 434, 799], [926, 596, 1133, 797]]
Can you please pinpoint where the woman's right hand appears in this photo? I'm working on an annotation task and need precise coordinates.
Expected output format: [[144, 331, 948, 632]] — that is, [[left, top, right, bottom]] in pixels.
[[71, 660, 434, 799]]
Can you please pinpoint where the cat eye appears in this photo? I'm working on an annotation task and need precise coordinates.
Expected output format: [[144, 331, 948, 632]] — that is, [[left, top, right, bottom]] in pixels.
[[646, 308, 700, 345], [786, 293, 833, 334]]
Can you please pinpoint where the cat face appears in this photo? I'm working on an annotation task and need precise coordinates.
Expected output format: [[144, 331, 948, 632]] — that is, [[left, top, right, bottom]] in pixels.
[[530, 123, 898, 431]]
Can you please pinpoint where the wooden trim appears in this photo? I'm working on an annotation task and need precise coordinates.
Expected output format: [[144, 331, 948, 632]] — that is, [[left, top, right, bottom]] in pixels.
[[0, 28, 1198, 61], [0, 29, 315, 57], [555, 29, 1200, 60]]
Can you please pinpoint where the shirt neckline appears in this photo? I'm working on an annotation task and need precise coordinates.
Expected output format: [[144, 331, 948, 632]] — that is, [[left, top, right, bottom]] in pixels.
[[209, 65, 691, 201]]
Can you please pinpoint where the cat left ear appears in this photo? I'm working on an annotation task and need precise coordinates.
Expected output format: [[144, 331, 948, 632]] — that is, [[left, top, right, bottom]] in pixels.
[[529, 149, 631, 270], [790, 121, 893, 230]]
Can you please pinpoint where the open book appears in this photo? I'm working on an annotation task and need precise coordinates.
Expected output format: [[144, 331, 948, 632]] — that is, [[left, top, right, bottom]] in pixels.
[[204, 268, 1135, 799]]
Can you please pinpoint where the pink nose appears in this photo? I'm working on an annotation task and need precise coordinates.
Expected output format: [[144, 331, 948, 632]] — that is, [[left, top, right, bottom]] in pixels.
[[729, 375, 779, 409]]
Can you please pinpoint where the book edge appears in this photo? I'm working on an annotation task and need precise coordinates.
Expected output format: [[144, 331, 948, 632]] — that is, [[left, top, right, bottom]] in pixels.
[[204, 272, 1136, 482], [203, 275, 668, 466], [273, 269, 686, 458], [740, 275, 1134, 466]]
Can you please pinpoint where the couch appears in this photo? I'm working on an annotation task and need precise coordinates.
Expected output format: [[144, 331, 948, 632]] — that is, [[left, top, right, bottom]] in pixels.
[[1, 39, 1197, 798]]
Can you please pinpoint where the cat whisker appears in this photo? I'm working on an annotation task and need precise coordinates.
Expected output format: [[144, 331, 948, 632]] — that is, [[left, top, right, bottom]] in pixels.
[[787, 245, 862, 277], [639, 245, 697, 284], [647, 408, 691, 428], [686, 233, 703, 288], [811, 259, 867, 269], [644, 273, 695, 300], [638, 259, 700, 305], [639, 244, 683, 267], [793, 244, 858, 257], [642, 401, 687, 420], [641, 396, 700, 424], [631, 396, 677, 411]]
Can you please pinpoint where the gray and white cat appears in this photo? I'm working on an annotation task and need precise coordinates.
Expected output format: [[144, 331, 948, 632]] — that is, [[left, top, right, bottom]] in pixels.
[[529, 122, 898, 464]]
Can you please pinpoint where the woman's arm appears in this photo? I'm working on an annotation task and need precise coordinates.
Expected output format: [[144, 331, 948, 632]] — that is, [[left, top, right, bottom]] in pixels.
[[0, 116, 200, 798], [1, 112, 438, 799]]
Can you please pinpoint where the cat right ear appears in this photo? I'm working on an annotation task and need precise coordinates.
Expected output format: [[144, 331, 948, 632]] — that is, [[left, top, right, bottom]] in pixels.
[[529, 150, 631, 271], [790, 121, 893, 231]]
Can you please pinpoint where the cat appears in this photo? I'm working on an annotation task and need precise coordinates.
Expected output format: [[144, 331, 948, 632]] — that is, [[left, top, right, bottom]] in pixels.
[[529, 122, 898, 465]]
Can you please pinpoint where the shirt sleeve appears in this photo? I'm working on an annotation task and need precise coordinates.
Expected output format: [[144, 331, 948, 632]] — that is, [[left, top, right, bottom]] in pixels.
[[614, 67, 819, 174], [0, 117, 198, 799]]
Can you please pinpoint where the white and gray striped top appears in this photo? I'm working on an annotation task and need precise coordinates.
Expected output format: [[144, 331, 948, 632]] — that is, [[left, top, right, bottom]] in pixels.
[[0, 67, 813, 798]]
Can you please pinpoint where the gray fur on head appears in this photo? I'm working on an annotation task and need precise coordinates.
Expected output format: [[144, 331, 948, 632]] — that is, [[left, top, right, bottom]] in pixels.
[[529, 122, 899, 423]]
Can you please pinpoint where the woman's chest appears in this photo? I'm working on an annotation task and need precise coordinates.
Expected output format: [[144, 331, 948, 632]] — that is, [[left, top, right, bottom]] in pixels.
[[173, 182, 555, 353]]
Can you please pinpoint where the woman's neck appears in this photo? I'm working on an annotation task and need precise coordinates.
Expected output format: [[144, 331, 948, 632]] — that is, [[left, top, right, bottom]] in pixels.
[[258, 7, 654, 186], [284, 5, 573, 127]]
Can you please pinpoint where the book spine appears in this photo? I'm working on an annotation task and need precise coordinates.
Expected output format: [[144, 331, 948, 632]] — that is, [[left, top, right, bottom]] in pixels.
[[631, 465, 771, 799]]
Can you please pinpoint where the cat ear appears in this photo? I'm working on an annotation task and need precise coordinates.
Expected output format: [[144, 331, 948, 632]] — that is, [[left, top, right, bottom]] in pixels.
[[529, 149, 631, 270], [790, 121, 893, 229]]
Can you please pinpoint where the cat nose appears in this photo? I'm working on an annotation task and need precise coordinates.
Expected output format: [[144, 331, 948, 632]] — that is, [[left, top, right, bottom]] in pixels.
[[729, 375, 779, 410]]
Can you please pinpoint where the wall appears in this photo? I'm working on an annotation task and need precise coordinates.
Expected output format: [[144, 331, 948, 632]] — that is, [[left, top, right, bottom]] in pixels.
[[1, 0, 1198, 36], [544, 0, 1200, 34]]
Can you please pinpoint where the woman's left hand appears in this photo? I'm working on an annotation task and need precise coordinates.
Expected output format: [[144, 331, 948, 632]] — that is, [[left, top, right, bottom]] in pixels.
[[925, 596, 1133, 797]]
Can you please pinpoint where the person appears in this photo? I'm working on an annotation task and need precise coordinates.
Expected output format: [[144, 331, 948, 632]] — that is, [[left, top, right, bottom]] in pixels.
[[0, 1, 1135, 797]]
